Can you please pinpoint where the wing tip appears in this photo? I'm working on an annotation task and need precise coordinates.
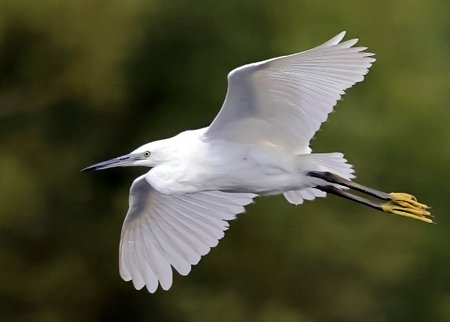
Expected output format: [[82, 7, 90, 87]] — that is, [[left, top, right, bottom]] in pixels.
[[337, 30, 346, 40], [321, 31, 346, 47]]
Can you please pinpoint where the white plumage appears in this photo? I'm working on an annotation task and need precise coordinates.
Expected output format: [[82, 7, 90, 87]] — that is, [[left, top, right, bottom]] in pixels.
[[84, 31, 386, 292], [206, 31, 374, 154], [120, 176, 255, 292]]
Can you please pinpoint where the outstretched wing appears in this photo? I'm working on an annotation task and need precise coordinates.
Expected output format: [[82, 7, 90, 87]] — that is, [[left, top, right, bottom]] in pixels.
[[204, 31, 375, 153], [119, 175, 255, 293]]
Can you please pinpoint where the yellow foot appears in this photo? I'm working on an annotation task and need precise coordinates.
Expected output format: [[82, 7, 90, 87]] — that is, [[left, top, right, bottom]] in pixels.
[[381, 193, 433, 223]]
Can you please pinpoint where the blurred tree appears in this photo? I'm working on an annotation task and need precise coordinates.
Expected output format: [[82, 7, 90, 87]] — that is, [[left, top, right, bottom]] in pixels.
[[0, 0, 448, 321]]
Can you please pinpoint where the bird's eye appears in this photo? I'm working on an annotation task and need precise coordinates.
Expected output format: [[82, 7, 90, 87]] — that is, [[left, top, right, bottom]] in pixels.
[[143, 151, 151, 158]]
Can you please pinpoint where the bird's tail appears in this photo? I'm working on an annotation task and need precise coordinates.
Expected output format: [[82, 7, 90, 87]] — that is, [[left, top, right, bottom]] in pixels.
[[283, 153, 355, 205], [306, 152, 355, 180]]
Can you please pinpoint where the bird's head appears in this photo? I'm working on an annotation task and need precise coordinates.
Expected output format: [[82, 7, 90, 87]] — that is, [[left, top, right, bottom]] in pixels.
[[82, 141, 167, 172]]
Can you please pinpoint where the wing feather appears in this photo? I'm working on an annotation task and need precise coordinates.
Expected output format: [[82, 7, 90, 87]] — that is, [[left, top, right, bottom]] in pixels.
[[153, 213, 201, 265], [157, 206, 210, 255], [142, 215, 191, 276], [205, 31, 375, 153], [164, 200, 227, 238], [136, 225, 160, 290], [119, 175, 255, 292]]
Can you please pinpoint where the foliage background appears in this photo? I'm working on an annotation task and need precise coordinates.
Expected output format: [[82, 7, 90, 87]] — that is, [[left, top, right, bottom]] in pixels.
[[0, 0, 448, 321]]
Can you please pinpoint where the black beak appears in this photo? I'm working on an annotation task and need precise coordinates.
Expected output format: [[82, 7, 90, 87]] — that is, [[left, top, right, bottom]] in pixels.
[[81, 154, 131, 172]]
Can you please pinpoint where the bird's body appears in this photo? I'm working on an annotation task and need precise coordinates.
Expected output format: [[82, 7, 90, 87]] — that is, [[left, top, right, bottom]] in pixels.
[[83, 32, 431, 293], [143, 128, 319, 195]]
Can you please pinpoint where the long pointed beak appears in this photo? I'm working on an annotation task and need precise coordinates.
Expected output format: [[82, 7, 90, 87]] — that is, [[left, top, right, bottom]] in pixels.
[[81, 154, 135, 172]]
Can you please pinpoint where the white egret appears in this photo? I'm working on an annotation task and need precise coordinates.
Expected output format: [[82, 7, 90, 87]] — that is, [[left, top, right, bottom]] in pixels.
[[83, 31, 431, 293]]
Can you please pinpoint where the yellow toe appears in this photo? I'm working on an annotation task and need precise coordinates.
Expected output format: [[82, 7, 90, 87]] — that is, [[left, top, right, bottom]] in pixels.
[[381, 192, 433, 223]]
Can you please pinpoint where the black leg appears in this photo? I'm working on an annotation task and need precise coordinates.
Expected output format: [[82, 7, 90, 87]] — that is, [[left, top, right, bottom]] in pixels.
[[308, 171, 391, 200], [308, 171, 433, 223], [316, 185, 383, 211]]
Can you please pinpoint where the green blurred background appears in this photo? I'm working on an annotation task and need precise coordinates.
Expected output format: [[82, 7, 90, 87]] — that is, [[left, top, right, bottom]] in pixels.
[[0, 0, 449, 321]]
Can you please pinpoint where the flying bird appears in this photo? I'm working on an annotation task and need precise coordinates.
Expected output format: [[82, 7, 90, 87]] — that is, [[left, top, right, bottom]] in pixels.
[[83, 31, 431, 293]]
